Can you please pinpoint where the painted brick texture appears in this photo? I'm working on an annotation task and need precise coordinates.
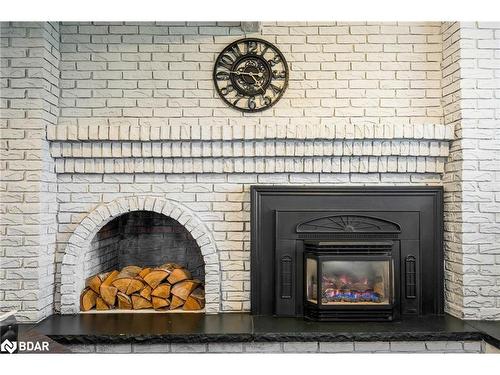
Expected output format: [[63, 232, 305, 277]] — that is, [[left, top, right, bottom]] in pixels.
[[56, 21, 443, 127], [49, 21, 453, 315], [0, 21, 499, 321], [442, 22, 500, 320], [66, 340, 485, 353], [0, 22, 59, 321]]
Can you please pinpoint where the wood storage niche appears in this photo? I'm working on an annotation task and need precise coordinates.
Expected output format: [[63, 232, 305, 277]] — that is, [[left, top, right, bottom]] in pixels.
[[79, 211, 206, 312]]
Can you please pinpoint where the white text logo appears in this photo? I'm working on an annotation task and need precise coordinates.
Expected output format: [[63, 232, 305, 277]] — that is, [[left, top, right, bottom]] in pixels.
[[1, 339, 49, 353]]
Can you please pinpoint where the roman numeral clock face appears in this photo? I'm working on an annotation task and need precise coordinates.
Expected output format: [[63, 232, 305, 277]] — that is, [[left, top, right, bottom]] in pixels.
[[213, 38, 288, 112]]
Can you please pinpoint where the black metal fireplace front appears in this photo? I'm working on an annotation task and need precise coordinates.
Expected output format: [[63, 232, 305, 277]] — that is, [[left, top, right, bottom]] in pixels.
[[250, 186, 444, 321], [303, 241, 399, 321]]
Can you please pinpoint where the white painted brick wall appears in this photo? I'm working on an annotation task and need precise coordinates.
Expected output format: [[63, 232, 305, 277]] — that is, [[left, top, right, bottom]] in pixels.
[[0, 22, 59, 322], [1, 21, 499, 321], [46, 21, 455, 315], [455, 22, 500, 320], [66, 340, 485, 353], [442, 21, 465, 319], [56, 21, 443, 127], [442, 21, 500, 320]]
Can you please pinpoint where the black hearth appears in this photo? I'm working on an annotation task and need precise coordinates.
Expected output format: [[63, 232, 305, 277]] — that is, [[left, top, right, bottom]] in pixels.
[[250, 186, 443, 321]]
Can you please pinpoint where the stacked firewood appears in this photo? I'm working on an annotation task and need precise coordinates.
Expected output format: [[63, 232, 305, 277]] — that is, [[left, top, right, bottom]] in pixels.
[[80, 263, 205, 311]]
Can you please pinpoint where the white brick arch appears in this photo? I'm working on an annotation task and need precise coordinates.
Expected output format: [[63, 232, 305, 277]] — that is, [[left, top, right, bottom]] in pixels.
[[60, 196, 221, 314]]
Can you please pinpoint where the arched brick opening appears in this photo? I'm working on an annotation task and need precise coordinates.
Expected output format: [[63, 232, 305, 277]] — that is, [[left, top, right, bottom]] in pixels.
[[60, 196, 221, 314]]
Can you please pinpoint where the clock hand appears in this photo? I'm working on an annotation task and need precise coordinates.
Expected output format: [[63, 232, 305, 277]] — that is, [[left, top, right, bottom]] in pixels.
[[254, 80, 266, 95], [229, 70, 264, 78], [247, 72, 264, 78]]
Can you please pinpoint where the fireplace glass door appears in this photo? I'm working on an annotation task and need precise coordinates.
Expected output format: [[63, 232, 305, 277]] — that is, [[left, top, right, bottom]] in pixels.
[[320, 260, 391, 305], [303, 241, 397, 321], [305, 254, 394, 305]]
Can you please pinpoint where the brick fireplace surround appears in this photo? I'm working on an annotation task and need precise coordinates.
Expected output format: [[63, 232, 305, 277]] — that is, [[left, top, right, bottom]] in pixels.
[[1, 21, 499, 353]]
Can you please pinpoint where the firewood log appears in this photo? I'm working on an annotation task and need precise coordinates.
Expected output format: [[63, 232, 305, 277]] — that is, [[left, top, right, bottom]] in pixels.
[[112, 279, 130, 294], [183, 296, 205, 310], [96, 296, 111, 310], [85, 272, 108, 294], [100, 284, 118, 306], [170, 295, 185, 310], [183, 287, 205, 311], [99, 270, 119, 306], [131, 294, 153, 309], [167, 268, 191, 285], [159, 262, 182, 272], [85, 275, 101, 294], [351, 282, 369, 291], [151, 283, 171, 299], [143, 269, 169, 289], [152, 296, 170, 310], [183, 286, 205, 310], [117, 292, 132, 309], [122, 265, 143, 274], [190, 286, 204, 300], [79, 264, 204, 312], [80, 288, 98, 311], [140, 285, 152, 301], [138, 267, 152, 279], [102, 270, 119, 285], [126, 278, 145, 295], [171, 279, 200, 300], [112, 266, 142, 294]]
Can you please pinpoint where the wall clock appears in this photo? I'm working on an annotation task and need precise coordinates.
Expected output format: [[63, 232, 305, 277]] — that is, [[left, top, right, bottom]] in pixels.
[[213, 38, 288, 112]]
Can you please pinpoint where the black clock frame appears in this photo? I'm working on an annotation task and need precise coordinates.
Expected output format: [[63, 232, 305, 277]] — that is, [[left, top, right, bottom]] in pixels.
[[213, 38, 289, 113]]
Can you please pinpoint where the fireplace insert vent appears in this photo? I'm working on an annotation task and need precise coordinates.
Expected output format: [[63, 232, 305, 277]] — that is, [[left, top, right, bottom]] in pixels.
[[405, 256, 417, 299], [280, 256, 293, 299], [298, 233, 399, 240], [304, 307, 394, 321], [304, 241, 393, 256]]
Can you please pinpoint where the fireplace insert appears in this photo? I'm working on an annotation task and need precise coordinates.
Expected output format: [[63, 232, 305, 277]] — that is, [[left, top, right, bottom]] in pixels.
[[304, 241, 398, 321], [250, 186, 444, 321]]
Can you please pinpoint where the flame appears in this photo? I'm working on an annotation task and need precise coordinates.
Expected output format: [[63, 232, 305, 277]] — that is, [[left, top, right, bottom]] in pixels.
[[339, 275, 349, 284]]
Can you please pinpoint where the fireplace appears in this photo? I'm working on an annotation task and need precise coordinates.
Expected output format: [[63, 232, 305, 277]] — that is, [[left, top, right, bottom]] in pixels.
[[304, 241, 397, 321], [86, 211, 205, 283], [77, 210, 207, 312], [59, 197, 222, 314], [250, 186, 443, 321]]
